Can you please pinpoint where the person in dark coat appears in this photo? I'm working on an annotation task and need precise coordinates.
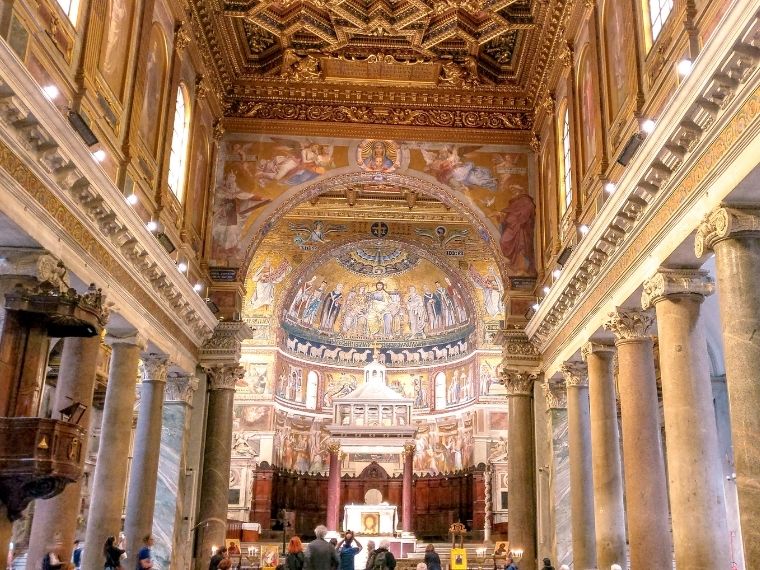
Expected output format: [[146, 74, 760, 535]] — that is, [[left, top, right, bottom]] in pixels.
[[287, 537, 306, 570], [304, 525, 340, 570], [209, 546, 228, 570], [370, 540, 396, 570], [103, 536, 125, 569], [423, 545, 441, 570], [541, 559, 554, 570]]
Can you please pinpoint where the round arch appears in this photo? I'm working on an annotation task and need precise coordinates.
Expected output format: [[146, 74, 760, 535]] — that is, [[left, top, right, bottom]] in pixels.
[[237, 168, 511, 286]]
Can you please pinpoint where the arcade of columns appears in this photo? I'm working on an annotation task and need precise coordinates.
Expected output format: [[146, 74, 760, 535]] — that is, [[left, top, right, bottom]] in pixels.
[[505, 207, 760, 570]]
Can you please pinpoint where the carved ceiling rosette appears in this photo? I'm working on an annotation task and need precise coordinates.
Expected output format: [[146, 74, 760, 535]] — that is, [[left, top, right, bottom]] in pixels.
[[560, 360, 588, 388], [695, 206, 760, 258], [641, 269, 715, 309], [603, 307, 655, 342]]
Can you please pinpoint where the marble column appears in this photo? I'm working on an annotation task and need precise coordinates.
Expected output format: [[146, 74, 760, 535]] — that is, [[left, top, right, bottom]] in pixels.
[[696, 206, 760, 565], [153, 374, 198, 570], [124, 354, 168, 570], [543, 381, 571, 569], [402, 442, 414, 532], [326, 441, 342, 531], [581, 343, 626, 569], [196, 365, 242, 564], [604, 307, 672, 570], [560, 362, 596, 570], [642, 269, 730, 567], [503, 369, 538, 570], [27, 334, 102, 568], [82, 333, 145, 570]]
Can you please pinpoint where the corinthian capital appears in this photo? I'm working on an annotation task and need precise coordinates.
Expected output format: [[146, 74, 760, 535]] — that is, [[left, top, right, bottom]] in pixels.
[[581, 342, 615, 362], [205, 364, 244, 391], [603, 307, 654, 342], [695, 206, 760, 257], [560, 361, 588, 387], [165, 374, 199, 404], [141, 354, 168, 383], [543, 381, 567, 410], [499, 369, 539, 396], [641, 269, 714, 309]]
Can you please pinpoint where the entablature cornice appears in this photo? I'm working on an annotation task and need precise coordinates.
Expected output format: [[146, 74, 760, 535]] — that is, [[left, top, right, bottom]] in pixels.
[[0, 40, 218, 350], [525, 6, 760, 355]]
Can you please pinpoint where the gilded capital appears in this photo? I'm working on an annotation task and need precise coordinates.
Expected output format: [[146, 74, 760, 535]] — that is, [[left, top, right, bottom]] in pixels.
[[695, 206, 760, 257], [403, 442, 416, 456], [641, 269, 714, 309], [580, 342, 615, 362], [603, 307, 654, 342], [165, 374, 199, 404], [543, 381, 567, 410], [499, 369, 539, 396], [560, 361, 588, 387], [205, 364, 244, 391], [326, 440, 341, 454], [141, 354, 168, 383]]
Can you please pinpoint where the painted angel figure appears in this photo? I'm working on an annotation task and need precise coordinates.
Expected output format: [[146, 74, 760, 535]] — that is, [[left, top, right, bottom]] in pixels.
[[419, 144, 497, 192], [248, 257, 292, 312], [256, 138, 335, 186], [469, 264, 505, 318], [289, 220, 347, 246]]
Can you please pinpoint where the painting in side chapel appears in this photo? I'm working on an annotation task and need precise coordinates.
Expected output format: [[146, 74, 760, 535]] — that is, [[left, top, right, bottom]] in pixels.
[[413, 415, 474, 475], [211, 136, 536, 277]]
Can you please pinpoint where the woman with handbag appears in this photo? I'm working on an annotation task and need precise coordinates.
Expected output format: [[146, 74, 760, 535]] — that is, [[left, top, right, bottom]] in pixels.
[[103, 535, 124, 569]]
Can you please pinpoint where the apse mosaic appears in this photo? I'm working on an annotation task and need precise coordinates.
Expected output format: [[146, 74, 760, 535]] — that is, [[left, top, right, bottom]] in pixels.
[[211, 134, 535, 277]]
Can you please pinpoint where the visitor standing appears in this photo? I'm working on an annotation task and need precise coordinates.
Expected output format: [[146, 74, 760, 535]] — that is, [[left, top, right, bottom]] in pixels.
[[72, 540, 83, 570], [371, 540, 396, 570], [42, 545, 64, 570], [505, 557, 518, 570], [337, 531, 363, 570], [541, 559, 555, 570], [136, 535, 154, 569], [209, 546, 228, 570], [424, 545, 441, 570], [287, 537, 306, 570], [104, 536, 125, 569], [304, 525, 340, 570], [364, 541, 376, 570]]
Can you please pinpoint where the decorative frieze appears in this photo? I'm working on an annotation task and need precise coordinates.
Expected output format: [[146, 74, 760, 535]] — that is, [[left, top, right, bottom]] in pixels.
[[603, 307, 655, 342], [695, 206, 760, 257], [641, 269, 715, 309], [560, 361, 588, 387]]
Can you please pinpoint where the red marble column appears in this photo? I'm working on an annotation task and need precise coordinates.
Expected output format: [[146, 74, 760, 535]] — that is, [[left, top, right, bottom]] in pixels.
[[326, 442, 341, 530], [402, 443, 414, 532]]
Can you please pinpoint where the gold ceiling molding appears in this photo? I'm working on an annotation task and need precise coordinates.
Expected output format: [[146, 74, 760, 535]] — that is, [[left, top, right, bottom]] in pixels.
[[187, 0, 575, 127], [225, 100, 533, 131]]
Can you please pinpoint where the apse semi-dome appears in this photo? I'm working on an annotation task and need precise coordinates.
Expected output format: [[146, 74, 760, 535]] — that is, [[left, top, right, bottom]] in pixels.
[[280, 239, 476, 367]]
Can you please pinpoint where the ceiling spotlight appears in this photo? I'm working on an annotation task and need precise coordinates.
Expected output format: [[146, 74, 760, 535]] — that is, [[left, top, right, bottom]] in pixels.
[[552, 269, 561, 279], [193, 283, 203, 292], [579, 224, 590, 235], [125, 192, 138, 205], [542, 286, 550, 295], [677, 58, 693, 77], [641, 118, 656, 134], [177, 262, 188, 273], [604, 181, 617, 194], [92, 149, 106, 162], [42, 84, 60, 100], [146, 220, 158, 232]]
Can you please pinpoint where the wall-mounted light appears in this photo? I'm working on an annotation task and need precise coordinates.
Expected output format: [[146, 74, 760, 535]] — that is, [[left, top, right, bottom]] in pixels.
[[641, 118, 656, 134], [193, 283, 204, 293], [42, 84, 60, 100], [542, 286, 550, 295], [177, 261, 188, 273], [552, 269, 561, 279], [92, 149, 106, 162], [579, 224, 590, 236], [677, 58, 693, 77], [531, 302, 540, 311], [125, 191, 138, 205], [604, 181, 617, 194], [146, 220, 158, 232]]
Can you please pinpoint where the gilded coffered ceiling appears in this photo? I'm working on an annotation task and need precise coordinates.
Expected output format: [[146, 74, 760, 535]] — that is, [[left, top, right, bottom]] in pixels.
[[190, 0, 573, 130]]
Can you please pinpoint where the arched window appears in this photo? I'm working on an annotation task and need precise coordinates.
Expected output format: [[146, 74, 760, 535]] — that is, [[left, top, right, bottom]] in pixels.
[[305, 371, 319, 410], [167, 85, 190, 201], [647, 0, 673, 42], [559, 106, 573, 216], [55, 0, 80, 24]]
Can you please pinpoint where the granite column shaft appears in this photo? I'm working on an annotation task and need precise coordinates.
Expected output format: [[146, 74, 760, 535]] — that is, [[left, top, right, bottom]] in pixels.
[[326, 444, 341, 531], [643, 269, 730, 567], [543, 382, 571, 568], [560, 363, 596, 570], [582, 343, 626, 569], [604, 308, 672, 570], [402, 443, 414, 532], [27, 334, 102, 568], [82, 334, 145, 570], [697, 207, 760, 565], [124, 354, 168, 570]]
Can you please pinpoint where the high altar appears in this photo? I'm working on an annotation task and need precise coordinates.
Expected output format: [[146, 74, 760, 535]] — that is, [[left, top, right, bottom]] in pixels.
[[343, 503, 398, 535]]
